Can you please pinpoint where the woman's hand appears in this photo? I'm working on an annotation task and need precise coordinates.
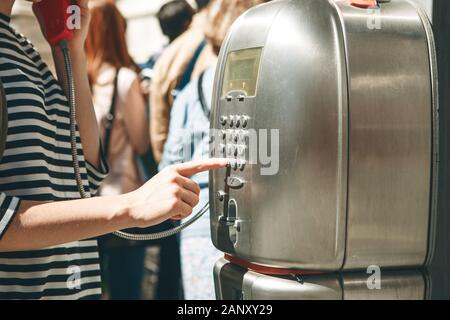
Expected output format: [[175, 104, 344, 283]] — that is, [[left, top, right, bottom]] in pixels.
[[124, 159, 229, 228], [32, 0, 91, 53]]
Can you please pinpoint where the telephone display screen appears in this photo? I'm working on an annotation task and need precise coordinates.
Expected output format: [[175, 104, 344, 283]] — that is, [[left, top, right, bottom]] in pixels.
[[222, 48, 262, 98]]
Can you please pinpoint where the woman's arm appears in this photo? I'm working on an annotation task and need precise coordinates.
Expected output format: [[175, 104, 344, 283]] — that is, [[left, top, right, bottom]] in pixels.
[[0, 195, 130, 252], [0, 159, 228, 252], [122, 76, 151, 156]]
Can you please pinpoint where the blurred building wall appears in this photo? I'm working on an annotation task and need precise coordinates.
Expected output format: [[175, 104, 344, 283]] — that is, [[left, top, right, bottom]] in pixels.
[[11, 1, 54, 70], [10, 0, 171, 68], [116, 0, 168, 63]]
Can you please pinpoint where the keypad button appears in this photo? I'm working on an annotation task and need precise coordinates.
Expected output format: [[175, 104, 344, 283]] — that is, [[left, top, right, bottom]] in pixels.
[[227, 131, 234, 143], [238, 131, 246, 144], [241, 116, 249, 128], [221, 130, 227, 140], [238, 145, 246, 157], [227, 145, 235, 157], [220, 116, 228, 126], [229, 116, 235, 128]]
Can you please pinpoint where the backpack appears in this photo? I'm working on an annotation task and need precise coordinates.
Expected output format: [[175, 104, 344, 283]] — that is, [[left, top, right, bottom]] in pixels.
[[0, 78, 8, 162]]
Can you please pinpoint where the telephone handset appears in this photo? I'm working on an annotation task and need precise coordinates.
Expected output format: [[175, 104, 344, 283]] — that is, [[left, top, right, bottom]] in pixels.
[[33, 0, 74, 47], [31, 0, 210, 242]]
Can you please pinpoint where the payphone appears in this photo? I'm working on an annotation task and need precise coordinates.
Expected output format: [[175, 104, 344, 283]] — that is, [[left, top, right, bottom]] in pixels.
[[209, 0, 438, 271]]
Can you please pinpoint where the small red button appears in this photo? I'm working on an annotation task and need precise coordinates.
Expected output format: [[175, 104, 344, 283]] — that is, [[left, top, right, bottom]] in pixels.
[[350, 0, 378, 8]]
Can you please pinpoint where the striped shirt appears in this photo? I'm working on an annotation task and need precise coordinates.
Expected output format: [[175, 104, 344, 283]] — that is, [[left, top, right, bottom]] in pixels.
[[0, 13, 108, 299]]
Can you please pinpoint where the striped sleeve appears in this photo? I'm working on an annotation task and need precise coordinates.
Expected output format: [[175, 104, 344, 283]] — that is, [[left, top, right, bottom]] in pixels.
[[85, 148, 109, 196], [0, 193, 21, 240]]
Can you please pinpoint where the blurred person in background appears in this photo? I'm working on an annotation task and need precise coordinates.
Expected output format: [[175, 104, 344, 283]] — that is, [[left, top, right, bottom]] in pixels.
[[158, 0, 195, 44], [85, 0, 150, 300], [140, 0, 214, 300], [141, 0, 195, 78], [160, 0, 270, 300], [139, 0, 197, 300], [150, 0, 215, 164]]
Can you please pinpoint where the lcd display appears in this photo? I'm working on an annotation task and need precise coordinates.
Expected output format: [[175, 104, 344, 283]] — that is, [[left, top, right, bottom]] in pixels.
[[222, 48, 263, 98]]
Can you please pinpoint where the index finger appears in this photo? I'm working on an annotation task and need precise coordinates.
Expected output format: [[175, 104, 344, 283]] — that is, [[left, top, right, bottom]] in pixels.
[[174, 159, 229, 177]]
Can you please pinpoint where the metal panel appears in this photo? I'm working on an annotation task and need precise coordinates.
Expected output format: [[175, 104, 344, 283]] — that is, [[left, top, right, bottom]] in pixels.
[[342, 270, 426, 300], [214, 258, 426, 300], [210, 0, 437, 271], [336, 0, 435, 269], [214, 258, 343, 300], [210, 0, 348, 270]]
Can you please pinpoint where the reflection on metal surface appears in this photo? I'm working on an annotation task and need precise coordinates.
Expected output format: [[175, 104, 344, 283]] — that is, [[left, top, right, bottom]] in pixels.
[[214, 258, 427, 300], [210, 0, 438, 271]]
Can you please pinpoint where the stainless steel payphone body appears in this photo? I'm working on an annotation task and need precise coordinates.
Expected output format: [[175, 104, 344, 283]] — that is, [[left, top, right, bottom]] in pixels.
[[209, 0, 438, 271]]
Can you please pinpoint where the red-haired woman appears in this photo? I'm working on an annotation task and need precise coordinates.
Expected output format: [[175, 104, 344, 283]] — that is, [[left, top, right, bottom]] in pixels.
[[85, 0, 149, 300]]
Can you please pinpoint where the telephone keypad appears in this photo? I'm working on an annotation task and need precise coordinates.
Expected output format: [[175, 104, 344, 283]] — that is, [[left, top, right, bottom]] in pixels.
[[219, 114, 250, 174]]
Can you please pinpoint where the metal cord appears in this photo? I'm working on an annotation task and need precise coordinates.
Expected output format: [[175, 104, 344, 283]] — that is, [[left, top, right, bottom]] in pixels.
[[60, 41, 88, 199], [113, 202, 210, 241], [60, 41, 208, 241]]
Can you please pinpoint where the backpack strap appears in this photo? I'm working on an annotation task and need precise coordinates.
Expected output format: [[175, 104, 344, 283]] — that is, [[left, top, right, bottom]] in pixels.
[[178, 39, 208, 92], [0, 77, 8, 163], [197, 70, 210, 120], [103, 70, 120, 157]]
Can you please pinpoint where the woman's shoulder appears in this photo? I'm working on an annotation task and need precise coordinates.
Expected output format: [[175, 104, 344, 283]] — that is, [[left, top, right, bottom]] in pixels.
[[118, 67, 140, 85], [117, 67, 141, 97]]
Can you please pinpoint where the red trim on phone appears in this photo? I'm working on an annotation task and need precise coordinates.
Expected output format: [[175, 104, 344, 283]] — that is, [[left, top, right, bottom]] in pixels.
[[224, 254, 324, 276]]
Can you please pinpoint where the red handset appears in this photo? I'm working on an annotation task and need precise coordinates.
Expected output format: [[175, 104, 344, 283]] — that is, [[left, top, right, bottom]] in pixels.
[[33, 0, 74, 46]]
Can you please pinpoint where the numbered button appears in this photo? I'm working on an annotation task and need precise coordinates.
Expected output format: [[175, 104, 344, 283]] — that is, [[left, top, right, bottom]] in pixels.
[[238, 145, 246, 157], [227, 131, 234, 143], [219, 144, 226, 155], [220, 116, 228, 126], [227, 145, 236, 158], [238, 130, 247, 144], [241, 116, 249, 128], [229, 116, 236, 128], [236, 116, 241, 128]]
